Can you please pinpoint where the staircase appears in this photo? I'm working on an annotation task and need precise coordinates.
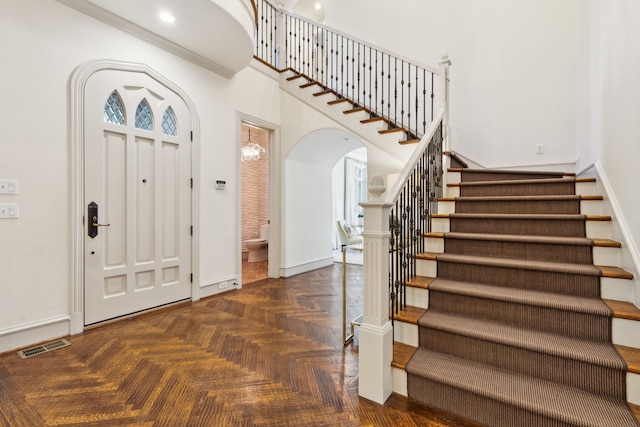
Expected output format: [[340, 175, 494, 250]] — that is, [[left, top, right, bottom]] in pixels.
[[391, 165, 640, 426]]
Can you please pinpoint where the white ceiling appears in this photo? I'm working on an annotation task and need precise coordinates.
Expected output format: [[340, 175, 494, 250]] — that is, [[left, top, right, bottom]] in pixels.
[[59, 0, 256, 78], [58, 0, 325, 78]]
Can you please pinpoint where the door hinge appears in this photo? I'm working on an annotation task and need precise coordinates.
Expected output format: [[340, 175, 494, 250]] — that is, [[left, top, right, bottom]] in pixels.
[[190, 131, 193, 141], [190, 178, 193, 189], [190, 225, 193, 235], [190, 273, 193, 283]]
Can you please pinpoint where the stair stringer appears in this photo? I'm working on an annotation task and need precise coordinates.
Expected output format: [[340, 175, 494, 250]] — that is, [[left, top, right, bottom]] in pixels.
[[591, 161, 640, 308], [279, 71, 419, 165]]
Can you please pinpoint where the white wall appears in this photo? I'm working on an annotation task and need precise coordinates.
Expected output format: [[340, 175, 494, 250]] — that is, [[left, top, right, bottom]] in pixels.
[[578, 0, 640, 305], [0, 0, 281, 351], [323, 0, 581, 170]]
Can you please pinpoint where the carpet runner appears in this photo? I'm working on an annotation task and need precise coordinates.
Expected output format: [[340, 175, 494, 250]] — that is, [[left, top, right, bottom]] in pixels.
[[405, 169, 639, 426]]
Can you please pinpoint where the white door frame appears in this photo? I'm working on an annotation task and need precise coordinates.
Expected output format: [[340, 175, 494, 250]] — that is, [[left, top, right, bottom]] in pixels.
[[69, 60, 200, 334], [237, 113, 281, 282]]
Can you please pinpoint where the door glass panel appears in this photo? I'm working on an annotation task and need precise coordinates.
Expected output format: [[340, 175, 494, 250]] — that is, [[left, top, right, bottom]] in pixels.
[[135, 99, 154, 131], [162, 106, 178, 136], [104, 91, 125, 125]]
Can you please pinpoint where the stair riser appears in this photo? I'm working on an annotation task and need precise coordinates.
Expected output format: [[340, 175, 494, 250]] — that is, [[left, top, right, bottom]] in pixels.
[[428, 292, 612, 341], [460, 182, 576, 197], [459, 172, 568, 182], [404, 286, 428, 309], [444, 180, 598, 199], [407, 375, 577, 427], [444, 239, 594, 265], [439, 199, 603, 216], [418, 327, 625, 398], [449, 217, 586, 237], [425, 236, 620, 266], [436, 261, 601, 297], [455, 200, 581, 215], [613, 318, 640, 348], [594, 246, 622, 267], [432, 217, 612, 240], [393, 321, 419, 347], [392, 367, 408, 396], [602, 277, 632, 302], [415, 259, 631, 300], [629, 373, 640, 405]]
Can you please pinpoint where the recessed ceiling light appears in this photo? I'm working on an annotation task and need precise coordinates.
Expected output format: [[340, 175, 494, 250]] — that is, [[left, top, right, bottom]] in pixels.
[[315, 2, 322, 10], [158, 11, 175, 24]]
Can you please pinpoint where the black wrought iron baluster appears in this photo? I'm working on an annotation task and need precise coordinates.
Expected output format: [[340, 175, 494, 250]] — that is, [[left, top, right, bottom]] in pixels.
[[400, 61, 405, 132], [431, 73, 435, 124], [367, 47, 372, 113], [351, 40, 355, 102], [357, 43, 362, 107]]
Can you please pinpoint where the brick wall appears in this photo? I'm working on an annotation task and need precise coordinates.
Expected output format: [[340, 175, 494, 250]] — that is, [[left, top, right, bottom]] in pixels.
[[241, 125, 269, 247]]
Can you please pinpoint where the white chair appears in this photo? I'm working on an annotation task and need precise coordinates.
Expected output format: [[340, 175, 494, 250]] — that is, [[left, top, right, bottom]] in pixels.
[[335, 219, 363, 247]]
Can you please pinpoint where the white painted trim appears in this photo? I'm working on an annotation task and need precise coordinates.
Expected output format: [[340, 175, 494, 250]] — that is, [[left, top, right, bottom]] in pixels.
[[69, 59, 201, 334], [594, 161, 640, 306], [280, 257, 334, 278], [392, 367, 408, 397], [55, 0, 236, 78], [358, 321, 394, 404], [236, 113, 283, 282], [0, 316, 70, 354]]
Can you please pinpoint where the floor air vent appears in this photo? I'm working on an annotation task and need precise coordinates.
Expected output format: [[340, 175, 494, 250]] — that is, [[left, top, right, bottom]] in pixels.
[[17, 339, 71, 359]]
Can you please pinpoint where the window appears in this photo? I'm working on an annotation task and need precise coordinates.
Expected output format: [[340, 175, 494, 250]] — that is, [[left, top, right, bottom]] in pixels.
[[103, 91, 125, 125], [161, 107, 178, 136], [344, 157, 367, 226], [135, 98, 153, 131]]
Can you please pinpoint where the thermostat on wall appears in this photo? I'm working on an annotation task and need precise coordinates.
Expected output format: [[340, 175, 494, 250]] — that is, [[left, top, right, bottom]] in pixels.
[[215, 180, 226, 190]]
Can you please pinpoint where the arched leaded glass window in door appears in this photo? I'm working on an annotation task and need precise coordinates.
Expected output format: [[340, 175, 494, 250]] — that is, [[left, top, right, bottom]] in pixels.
[[161, 106, 178, 136], [104, 90, 125, 125], [135, 98, 154, 131]]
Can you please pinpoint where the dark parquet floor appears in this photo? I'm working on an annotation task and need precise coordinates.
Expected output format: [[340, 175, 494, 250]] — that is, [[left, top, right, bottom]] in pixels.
[[0, 264, 481, 427]]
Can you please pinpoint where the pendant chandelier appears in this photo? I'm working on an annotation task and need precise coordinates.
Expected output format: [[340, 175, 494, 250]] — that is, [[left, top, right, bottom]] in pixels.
[[241, 127, 265, 161]]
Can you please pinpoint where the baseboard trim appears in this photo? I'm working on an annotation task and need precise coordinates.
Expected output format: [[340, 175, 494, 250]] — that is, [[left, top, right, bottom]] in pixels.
[[280, 257, 334, 278], [0, 316, 70, 355]]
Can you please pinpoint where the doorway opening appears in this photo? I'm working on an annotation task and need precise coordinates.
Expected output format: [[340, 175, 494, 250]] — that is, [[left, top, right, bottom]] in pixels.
[[241, 123, 270, 284]]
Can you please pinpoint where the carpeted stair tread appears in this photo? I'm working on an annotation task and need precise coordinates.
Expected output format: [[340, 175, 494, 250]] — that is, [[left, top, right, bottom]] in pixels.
[[448, 213, 587, 221], [446, 195, 585, 202], [446, 194, 583, 214], [457, 168, 569, 182], [440, 232, 595, 264], [418, 311, 624, 369], [406, 348, 639, 426], [443, 232, 594, 247], [433, 253, 602, 276], [459, 177, 576, 187], [429, 279, 610, 316]]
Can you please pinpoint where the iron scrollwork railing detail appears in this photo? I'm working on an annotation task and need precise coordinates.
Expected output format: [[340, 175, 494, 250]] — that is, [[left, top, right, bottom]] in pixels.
[[389, 123, 443, 327], [254, 0, 438, 141]]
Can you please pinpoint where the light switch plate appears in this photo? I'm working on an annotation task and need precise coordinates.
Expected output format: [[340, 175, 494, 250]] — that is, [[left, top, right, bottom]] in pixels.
[[0, 179, 19, 194], [0, 203, 19, 219]]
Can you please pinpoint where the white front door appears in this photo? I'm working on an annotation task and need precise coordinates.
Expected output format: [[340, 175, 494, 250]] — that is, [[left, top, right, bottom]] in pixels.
[[84, 69, 192, 325]]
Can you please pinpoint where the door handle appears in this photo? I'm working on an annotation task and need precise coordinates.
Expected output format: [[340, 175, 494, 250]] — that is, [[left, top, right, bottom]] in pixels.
[[87, 201, 109, 238], [91, 217, 110, 227]]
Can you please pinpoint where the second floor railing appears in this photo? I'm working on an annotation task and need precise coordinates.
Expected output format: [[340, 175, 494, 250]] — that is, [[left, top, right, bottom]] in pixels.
[[254, 0, 441, 141]]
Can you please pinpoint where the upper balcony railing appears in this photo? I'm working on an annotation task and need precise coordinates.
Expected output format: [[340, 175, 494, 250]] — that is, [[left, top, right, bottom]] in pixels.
[[254, 0, 441, 141]]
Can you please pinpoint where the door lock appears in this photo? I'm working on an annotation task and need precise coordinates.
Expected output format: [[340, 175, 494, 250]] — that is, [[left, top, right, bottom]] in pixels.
[[87, 201, 109, 238]]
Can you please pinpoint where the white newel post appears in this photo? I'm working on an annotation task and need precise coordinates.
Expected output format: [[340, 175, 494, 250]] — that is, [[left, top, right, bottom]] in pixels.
[[439, 54, 452, 152], [358, 175, 393, 404]]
